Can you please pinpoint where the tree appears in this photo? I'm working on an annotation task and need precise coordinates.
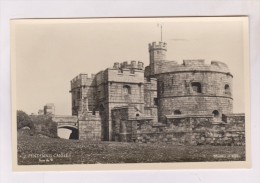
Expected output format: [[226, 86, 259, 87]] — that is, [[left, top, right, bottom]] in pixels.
[[30, 115, 58, 138], [17, 110, 34, 130]]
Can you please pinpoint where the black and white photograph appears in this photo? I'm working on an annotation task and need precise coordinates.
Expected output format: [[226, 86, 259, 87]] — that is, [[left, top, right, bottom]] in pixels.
[[11, 17, 250, 170]]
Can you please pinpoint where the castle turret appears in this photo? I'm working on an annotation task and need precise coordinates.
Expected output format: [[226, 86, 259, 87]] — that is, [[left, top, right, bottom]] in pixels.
[[44, 103, 55, 116], [156, 60, 233, 123], [70, 73, 96, 116], [149, 41, 167, 76]]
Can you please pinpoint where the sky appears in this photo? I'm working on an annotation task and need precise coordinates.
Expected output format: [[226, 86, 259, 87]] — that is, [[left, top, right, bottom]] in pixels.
[[13, 17, 248, 115]]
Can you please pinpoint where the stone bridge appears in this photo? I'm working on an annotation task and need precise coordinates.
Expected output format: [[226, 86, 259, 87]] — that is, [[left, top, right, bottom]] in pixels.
[[52, 115, 79, 139]]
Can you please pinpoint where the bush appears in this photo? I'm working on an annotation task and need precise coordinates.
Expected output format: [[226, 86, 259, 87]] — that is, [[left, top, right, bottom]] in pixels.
[[30, 115, 58, 138], [17, 110, 34, 130]]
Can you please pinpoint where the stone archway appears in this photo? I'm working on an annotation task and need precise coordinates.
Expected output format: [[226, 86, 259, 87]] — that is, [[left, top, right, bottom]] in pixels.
[[58, 125, 79, 140], [212, 110, 221, 122], [174, 110, 181, 115]]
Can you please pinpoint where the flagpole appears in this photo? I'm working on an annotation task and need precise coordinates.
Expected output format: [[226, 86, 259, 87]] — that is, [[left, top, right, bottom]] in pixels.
[[161, 25, 162, 42]]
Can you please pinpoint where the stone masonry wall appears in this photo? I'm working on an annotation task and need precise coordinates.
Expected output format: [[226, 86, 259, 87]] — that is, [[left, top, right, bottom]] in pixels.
[[99, 66, 145, 140], [111, 106, 141, 141], [149, 42, 167, 76], [156, 63, 233, 122], [113, 113, 245, 146], [78, 111, 101, 141], [144, 78, 158, 118], [154, 60, 230, 75], [157, 70, 233, 98], [158, 97, 233, 122], [70, 73, 96, 115]]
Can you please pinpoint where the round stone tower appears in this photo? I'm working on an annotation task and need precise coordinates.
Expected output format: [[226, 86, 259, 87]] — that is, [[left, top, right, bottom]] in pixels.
[[156, 60, 233, 122], [149, 41, 167, 76]]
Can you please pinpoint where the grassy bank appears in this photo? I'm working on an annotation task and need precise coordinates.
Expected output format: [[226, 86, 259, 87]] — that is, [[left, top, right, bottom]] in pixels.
[[17, 134, 245, 165]]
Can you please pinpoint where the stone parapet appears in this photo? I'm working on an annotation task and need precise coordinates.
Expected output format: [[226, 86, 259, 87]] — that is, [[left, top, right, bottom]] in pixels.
[[149, 41, 167, 51], [113, 114, 245, 146], [153, 60, 231, 76], [70, 73, 95, 90]]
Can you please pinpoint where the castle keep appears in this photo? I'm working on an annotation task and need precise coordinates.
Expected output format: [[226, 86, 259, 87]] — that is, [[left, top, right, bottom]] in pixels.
[[60, 41, 245, 145]]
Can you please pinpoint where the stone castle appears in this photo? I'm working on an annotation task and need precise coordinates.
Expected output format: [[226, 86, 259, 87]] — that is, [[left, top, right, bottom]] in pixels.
[[53, 41, 245, 145]]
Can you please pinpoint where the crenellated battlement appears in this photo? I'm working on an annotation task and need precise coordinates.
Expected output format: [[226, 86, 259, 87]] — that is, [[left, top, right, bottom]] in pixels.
[[113, 60, 144, 70], [211, 60, 228, 68], [184, 60, 229, 72], [153, 59, 231, 75], [183, 59, 205, 66], [144, 77, 157, 83], [182, 60, 229, 70], [71, 73, 95, 89], [149, 41, 167, 51], [71, 73, 96, 82]]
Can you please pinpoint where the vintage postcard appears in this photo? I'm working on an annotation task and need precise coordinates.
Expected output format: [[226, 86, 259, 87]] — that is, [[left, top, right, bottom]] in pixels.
[[11, 17, 250, 171]]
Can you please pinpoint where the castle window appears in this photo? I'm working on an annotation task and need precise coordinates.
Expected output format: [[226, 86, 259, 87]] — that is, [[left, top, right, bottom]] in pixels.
[[191, 82, 202, 93], [77, 91, 81, 99], [174, 110, 181, 115], [154, 98, 158, 106], [224, 84, 230, 94], [212, 110, 221, 122], [123, 85, 131, 95], [99, 104, 105, 111], [160, 82, 164, 94]]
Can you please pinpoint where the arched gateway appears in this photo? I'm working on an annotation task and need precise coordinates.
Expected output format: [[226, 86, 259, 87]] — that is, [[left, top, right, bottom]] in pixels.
[[52, 115, 79, 140]]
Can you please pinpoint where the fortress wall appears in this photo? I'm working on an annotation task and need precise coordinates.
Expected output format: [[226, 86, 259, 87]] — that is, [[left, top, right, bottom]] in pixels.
[[154, 60, 178, 75], [144, 78, 158, 119], [108, 82, 144, 105], [70, 74, 96, 115], [85, 86, 96, 111], [107, 68, 144, 83], [111, 107, 129, 141], [115, 114, 245, 146], [158, 97, 233, 122], [153, 60, 231, 75], [144, 66, 151, 78], [93, 66, 146, 141], [149, 42, 167, 76], [95, 70, 107, 86], [156, 64, 233, 121], [96, 82, 108, 103], [157, 72, 233, 97], [78, 112, 101, 141], [52, 115, 78, 123], [111, 106, 141, 141], [71, 74, 95, 89]]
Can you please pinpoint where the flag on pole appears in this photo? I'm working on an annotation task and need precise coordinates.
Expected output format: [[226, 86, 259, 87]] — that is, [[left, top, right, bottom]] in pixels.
[[157, 23, 163, 41]]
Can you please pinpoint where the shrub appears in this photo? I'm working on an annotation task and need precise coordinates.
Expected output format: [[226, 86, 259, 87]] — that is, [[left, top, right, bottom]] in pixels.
[[17, 110, 34, 130], [30, 115, 58, 138]]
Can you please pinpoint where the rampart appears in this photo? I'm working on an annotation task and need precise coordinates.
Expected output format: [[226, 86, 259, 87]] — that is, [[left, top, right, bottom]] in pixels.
[[144, 78, 158, 118], [52, 115, 78, 123], [78, 111, 101, 141], [111, 107, 245, 146], [153, 60, 231, 76], [70, 73, 96, 115], [155, 60, 233, 122], [71, 73, 96, 89]]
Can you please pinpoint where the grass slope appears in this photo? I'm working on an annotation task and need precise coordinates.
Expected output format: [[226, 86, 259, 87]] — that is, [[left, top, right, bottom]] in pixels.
[[18, 134, 245, 165]]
